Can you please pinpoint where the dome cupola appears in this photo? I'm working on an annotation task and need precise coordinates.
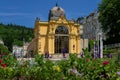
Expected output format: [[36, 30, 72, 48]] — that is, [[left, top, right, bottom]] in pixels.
[[48, 3, 66, 21]]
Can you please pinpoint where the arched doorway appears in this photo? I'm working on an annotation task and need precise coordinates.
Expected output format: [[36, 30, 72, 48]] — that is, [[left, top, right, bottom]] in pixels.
[[55, 26, 69, 53]]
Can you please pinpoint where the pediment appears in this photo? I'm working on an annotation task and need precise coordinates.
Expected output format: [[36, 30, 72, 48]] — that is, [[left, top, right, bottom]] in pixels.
[[56, 16, 68, 24]]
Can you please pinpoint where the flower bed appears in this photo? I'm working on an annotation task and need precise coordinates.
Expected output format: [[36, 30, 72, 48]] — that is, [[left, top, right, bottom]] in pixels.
[[0, 51, 120, 79]]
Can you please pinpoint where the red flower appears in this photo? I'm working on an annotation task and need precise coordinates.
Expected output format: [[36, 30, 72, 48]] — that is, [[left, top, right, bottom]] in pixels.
[[0, 59, 2, 63], [86, 58, 90, 62], [1, 64, 7, 68], [103, 61, 109, 65], [3, 52, 7, 55]]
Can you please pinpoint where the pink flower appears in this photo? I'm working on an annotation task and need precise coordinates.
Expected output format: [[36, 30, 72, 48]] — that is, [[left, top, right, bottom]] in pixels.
[[103, 61, 109, 65], [1, 63, 7, 68]]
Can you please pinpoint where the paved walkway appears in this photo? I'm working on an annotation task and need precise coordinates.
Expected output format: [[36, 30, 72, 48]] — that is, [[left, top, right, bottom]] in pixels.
[[17, 54, 81, 61]]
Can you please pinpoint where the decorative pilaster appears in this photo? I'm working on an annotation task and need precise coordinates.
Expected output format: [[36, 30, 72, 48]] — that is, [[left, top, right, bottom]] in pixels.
[[48, 35, 54, 54], [76, 36, 80, 54]]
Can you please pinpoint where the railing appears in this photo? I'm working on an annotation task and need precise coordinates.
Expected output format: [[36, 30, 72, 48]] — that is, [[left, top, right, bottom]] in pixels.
[[104, 43, 120, 49]]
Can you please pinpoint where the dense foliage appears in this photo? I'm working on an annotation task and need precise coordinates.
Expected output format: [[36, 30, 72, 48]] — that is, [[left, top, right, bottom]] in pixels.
[[0, 23, 34, 51], [99, 0, 120, 44], [0, 44, 9, 54]]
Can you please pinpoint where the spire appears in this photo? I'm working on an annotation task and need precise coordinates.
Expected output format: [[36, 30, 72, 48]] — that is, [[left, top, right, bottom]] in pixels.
[[35, 17, 40, 22], [56, 3, 58, 7]]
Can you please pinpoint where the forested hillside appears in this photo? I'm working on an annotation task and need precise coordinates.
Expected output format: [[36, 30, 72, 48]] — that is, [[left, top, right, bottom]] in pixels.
[[0, 23, 34, 51]]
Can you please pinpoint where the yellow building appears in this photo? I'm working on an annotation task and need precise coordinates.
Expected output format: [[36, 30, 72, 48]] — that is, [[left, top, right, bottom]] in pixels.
[[34, 4, 82, 55]]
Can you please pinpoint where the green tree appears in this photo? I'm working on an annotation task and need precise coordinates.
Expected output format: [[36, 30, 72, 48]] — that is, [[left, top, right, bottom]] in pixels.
[[0, 23, 34, 51], [0, 43, 9, 54], [99, 0, 120, 44]]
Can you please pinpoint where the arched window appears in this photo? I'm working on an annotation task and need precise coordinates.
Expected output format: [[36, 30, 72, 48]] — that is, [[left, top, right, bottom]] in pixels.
[[55, 26, 68, 34], [55, 26, 69, 53]]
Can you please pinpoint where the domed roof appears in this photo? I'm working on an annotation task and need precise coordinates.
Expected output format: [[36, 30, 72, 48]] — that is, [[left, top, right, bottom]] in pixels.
[[48, 3, 66, 21]]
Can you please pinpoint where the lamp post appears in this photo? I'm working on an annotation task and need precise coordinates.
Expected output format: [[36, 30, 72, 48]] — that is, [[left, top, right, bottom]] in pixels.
[[98, 32, 103, 58]]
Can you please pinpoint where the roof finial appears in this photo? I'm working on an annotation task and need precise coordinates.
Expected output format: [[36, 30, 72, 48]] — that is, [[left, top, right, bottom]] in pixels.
[[56, 3, 58, 7]]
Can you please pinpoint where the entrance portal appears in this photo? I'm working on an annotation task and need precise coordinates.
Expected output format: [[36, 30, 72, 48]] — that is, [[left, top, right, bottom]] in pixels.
[[55, 26, 69, 53]]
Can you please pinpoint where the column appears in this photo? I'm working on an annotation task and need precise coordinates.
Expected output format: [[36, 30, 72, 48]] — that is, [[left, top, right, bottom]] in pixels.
[[48, 35, 54, 54], [98, 33, 103, 58], [69, 36, 73, 53], [38, 38, 42, 54], [52, 35, 54, 54], [76, 36, 80, 54], [100, 33, 103, 58]]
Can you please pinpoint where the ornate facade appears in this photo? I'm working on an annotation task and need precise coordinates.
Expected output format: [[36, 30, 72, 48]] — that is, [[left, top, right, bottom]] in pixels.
[[34, 4, 82, 54], [77, 11, 102, 41]]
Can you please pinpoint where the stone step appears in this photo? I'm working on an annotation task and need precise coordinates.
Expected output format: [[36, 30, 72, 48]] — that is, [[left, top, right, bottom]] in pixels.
[[50, 54, 69, 58]]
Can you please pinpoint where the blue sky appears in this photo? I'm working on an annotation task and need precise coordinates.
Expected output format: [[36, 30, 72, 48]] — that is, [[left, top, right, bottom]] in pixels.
[[0, 0, 101, 28]]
